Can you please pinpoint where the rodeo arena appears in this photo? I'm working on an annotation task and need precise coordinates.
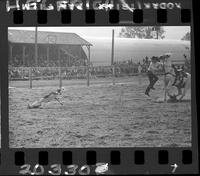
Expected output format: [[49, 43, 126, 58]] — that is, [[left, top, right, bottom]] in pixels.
[[9, 28, 191, 148]]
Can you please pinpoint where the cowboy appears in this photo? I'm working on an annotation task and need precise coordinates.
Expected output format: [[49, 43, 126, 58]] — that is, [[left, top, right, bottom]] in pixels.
[[27, 88, 64, 109], [145, 56, 161, 96]]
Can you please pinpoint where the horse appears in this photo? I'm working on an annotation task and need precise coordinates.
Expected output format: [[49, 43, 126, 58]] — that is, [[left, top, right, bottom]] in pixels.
[[171, 66, 191, 101], [159, 54, 191, 101]]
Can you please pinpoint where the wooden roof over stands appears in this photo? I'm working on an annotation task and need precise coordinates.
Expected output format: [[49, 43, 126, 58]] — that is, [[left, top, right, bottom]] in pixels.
[[8, 30, 92, 46]]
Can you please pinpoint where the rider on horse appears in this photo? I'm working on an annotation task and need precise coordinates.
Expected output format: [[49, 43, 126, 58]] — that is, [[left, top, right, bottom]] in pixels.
[[159, 53, 191, 101]]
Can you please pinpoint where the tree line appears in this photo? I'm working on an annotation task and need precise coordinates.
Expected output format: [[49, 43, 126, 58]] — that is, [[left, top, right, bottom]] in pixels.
[[119, 27, 190, 40]]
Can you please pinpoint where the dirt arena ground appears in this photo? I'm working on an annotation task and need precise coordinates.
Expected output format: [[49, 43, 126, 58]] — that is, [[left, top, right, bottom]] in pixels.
[[9, 76, 191, 148]]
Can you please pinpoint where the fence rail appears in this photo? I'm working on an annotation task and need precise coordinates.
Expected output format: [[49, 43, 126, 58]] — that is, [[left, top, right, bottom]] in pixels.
[[9, 61, 188, 88], [9, 65, 140, 80]]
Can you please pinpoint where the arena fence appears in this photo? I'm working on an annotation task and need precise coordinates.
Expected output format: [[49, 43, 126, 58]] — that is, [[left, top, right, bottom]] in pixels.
[[9, 60, 187, 88], [9, 65, 143, 88]]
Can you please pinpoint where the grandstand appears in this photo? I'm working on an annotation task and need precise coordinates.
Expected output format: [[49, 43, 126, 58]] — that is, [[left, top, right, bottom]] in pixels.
[[8, 29, 92, 67]]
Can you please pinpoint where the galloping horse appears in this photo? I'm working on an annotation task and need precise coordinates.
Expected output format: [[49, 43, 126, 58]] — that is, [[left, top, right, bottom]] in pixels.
[[159, 53, 191, 101]]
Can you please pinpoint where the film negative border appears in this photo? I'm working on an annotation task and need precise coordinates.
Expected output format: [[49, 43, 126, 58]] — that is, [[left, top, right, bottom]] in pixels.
[[5, 9, 191, 26], [0, 0, 199, 175], [0, 148, 197, 175], [0, 0, 192, 26]]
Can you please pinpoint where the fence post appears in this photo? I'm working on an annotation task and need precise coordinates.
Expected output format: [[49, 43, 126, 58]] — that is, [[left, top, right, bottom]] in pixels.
[[112, 65, 115, 85], [59, 66, 62, 89], [29, 67, 32, 89]]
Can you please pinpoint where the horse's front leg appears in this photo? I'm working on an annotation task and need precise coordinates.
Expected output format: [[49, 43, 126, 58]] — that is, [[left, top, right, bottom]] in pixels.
[[178, 77, 190, 101], [178, 89, 186, 101], [166, 78, 173, 98], [177, 87, 182, 95]]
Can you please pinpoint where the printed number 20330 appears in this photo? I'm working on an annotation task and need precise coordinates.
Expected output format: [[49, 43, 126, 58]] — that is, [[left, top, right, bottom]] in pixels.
[[19, 163, 109, 175]]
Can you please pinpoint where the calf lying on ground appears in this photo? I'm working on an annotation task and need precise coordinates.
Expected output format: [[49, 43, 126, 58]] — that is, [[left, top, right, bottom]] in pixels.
[[27, 88, 64, 109]]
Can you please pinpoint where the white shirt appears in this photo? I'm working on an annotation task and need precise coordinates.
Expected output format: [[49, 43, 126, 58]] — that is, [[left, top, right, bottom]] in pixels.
[[148, 62, 160, 74], [163, 59, 174, 73]]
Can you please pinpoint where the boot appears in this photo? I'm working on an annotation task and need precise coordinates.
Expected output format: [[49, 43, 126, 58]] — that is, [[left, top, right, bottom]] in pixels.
[[145, 91, 150, 96], [151, 79, 158, 90], [145, 87, 151, 96]]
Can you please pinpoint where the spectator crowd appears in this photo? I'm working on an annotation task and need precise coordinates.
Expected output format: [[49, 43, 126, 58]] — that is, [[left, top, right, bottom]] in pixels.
[[9, 55, 190, 80]]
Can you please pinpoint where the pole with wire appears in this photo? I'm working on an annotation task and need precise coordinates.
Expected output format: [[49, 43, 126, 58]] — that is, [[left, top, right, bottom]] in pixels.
[[162, 57, 167, 102], [58, 46, 62, 89], [30, 26, 38, 89], [86, 45, 90, 87], [111, 29, 115, 85]]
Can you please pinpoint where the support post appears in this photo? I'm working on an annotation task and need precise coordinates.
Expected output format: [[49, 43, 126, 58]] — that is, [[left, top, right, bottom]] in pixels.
[[164, 74, 167, 102], [162, 59, 167, 102], [58, 47, 62, 89], [22, 45, 26, 66], [47, 44, 49, 66], [9, 44, 13, 61], [156, 30, 159, 39], [80, 46, 82, 65], [111, 29, 115, 85], [79, 46, 82, 60], [35, 27, 38, 66], [29, 67, 32, 89], [87, 46, 90, 86], [112, 65, 115, 85]]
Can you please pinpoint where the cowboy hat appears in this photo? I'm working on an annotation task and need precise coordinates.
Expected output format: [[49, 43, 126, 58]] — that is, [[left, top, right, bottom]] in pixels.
[[159, 53, 172, 61], [164, 52, 172, 56], [163, 53, 172, 58]]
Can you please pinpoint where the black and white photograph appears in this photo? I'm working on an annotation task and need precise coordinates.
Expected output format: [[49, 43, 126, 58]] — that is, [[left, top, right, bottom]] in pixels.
[[0, 75, 1, 148], [8, 26, 191, 148]]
